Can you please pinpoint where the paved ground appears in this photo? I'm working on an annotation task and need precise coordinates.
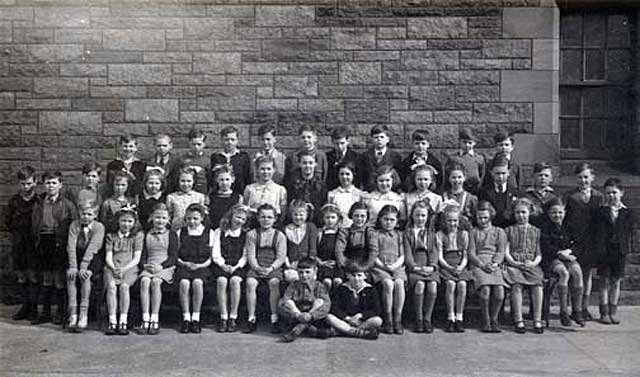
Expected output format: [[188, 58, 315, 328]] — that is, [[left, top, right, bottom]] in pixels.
[[1, 305, 639, 377]]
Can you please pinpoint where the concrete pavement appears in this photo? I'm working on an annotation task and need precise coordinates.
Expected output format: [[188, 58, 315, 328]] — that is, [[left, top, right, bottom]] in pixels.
[[1, 305, 639, 377]]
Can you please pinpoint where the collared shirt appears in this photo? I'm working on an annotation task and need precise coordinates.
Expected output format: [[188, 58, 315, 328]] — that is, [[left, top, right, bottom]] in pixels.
[[144, 191, 163, 201], [281, 279, 330, 320], [610, 203, 627, 221], [243, 180, 287, 214], [221, 149, 239, 162], [211, 227, 245, 267], [494, 183, 507, 194], [285, 223, 308, 245], [67, 219, 105, 270]]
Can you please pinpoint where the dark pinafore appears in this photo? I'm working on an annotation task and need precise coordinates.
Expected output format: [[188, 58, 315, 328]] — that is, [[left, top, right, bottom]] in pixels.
[[317, 230, 339, 280], [175, 226, 212, 281], [209, 192, 241, 229], [345, 229, 369, 266], [215, 230, 246, 278]]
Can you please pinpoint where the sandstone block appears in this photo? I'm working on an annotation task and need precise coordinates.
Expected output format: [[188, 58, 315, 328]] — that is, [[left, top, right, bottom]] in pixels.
[[390, 111, 433, 123], [126, 99, 179, 122], [91, 86, 146, 98], [197, 86, 255, 111], [377, 27, 406, 39], [206, 5, 254, 18], [104, 123, 149, 136], [345, 99, 389, 123], [255, 6, 314, 27], [0, 92, 14, 109], [501, 70, 558, 102], [0, 110, 37, 125], [354, 51, 400, 61], [439, 71, 499, 85], [16, 99, 71, 110], [173, 74, 226, 86], [34, 78, 88, 97], [34, 7, 90, 27], [262, 39, 309, 61], [405, 124, 459, 148], [534, 102, 559, 134], [533, 39, 559, 70], [193, 53, 241, 74], [83, 51, 143, 64], [482, 40, 531, 58], [403, 51, 459, 70], [433, 110, 473, 123], [242, 62, 288, 74], [40, 111, 102, 135], [184, 18, 234, 39], [0, 7, 33, 20], [289, 62, 338, 75], [0, 78, 31, 91], [503, 7, 559, 39], [180, 111, 216, 123], [256, 99, 297, 111], [364, 86, 408, 99], [54, 29, 102, 44], [332, 28, 376, 50], [382, 71, 438, 85], [72, 98, 124, 111], [28, 44, 83, 63], [408, 17, 467, 38], [275, 76, 318, 98], [409, 86, 456, 110], [108, 64, 172, 85], [456, 85, 500, 102], [299, 99, 343, 112], [473, 103, 533, 123], [340, 62, 381, 84], [104, 29, 165, 51], [60, 64, 106, 77], [460, 59, 512, 70]]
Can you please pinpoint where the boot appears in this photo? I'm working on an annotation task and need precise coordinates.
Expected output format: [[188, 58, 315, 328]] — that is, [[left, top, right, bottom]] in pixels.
[[53, 289, 65, 326], [599, 304, 611, 325], [27, 285, 39, 323], [480, 297, 491, 332], [608, 304, 620, 325], [570, 287, 585, 327], [558, 285, 571, 326], [34, 286, 52, 325], [413, 293, 424, 333], [12, 283, 31, 321]]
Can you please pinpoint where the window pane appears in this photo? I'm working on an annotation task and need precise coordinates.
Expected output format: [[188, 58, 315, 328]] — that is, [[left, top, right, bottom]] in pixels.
[[560, 87, 581, 116], [583, 14, 605, 48], [607, 49, 632, 83], [608, 87, 631, 117], [583, 87, 606, 117], [561, 13, 583, 48], [560, 119, 581, 149], [605, 118, 627, 147], [583, 119, 604, 149], [560, 50, 583, 83], [607, 14, 631, 48], [584, 49, 605, 80]]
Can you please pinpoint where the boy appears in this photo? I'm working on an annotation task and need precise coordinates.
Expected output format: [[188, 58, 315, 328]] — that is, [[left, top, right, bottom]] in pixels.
[[446, 128, 485, 194], [478, 154, 519, 228], [106, 134, 147, 196], [591, 178, 635, 325], [210, 126, 251, 195], [286, 150, 328, 226], [400, 130, 444, 193], [5, 166, 39, 321], [326, 126, 361, 190], [147, 134, 181, 194], [278, 257, 331, 342], [181, 129, 210, 195], [285, 125, 328, 183], [31, 171, 77, 325], [251, 124, 286, 184], [72, 162, 106, 208], [483, 131, 521, 189], [525, 162, 557, 227], [360, 125, 402, 192], [326, 261, 381, 339]]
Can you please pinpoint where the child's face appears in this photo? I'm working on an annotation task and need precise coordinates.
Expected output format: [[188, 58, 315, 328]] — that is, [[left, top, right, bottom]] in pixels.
[[145, 175, 162, 195], [257, 162, 274, 182], [496, 139, 513, 154], [548, 205, 565, 225], [577, 169, 594, 189], [118, 214, 136, 233], [348, 271, 367, 288], [222, 132, 238, 152], [261, 132, 276, 151], [291, 207, 308, 226], [19, 177, 36, 195], [113, 177, 128, 196], [476, 210, 491, 228], [323, 212, 340, 228], [257, 209, 276, 229], [44, 177, 62, 197], [376, 173, 393, 193], [605, 186, 623, 206], [298, 267, 316, 283], [414, 170, 433, 191], [83, 170, 100, 188], [448, 170, 465, 190], [332, 137, 349, 154], [338, 167, 354, 187], [79, 207, 97, 225], [445, 211, 460, 231], [179, 173, 194, 192], [372, 132, 389, 150], [351, 209, 368, 228], [151, 210, 169, 229], [461, 139, 475, 153], [155, 137, 172, 156], [230, 211, 247, 229], [514, 205, 530, 225], [216, 172, 234, 193], [185, 210, 204, 228], [299, 131, 317, 150], [299, 155, 316, 177], [412, 207, 429, 228], [120, 140, 138, 159], [535, 168, 553, 188], [413, 139, 430, 155], [380, 212, 398, 230], [189, 136, 206, 154], [491, 165, 509, 186]]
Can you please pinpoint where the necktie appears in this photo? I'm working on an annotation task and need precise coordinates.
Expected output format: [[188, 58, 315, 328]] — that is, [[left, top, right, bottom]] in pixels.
[[78, 225, 89, 249], [375, 151, 383, 162]]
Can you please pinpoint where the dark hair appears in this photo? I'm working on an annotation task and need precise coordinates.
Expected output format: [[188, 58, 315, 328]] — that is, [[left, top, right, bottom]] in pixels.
[[493, 131, 514, 144], [185, 203, 207, 218], [220, 126, 238, 138], [407, 200, 431, 228], [320, 203, 343, 222], [298, 124, 316, 135], [375, 204, 399, 229], [297, 257, 317, 270], [491, 153, 510, 169], [603, 177, 624, 191], [411, 130, 429, 142], [254, 154, 275, 169], [330, 126, 350, 140], [81, 162, 102, 175], [348, 201, 369, 219], [445, 162, 466, 176], [574, 162, 594, 175], [212, 164, 235, 180], [370, 125, 390, 137], [543, 197, 564, 212], [119, 134, 137, 145], [512, 197, 534, 212], [336, 161, 356, 175], [42, 170, 63, 182], [188, 128, 206, 141], [16, 165, 36, 181], [155, 134, 172, 143], [533, 162, 553, 174], [288, 199, 313, 221], [257, 124, 276, 137], [297, 149, 316, 161], [476, 200, 496, 219], [374, 165, 400, 188], [219, 204, 250, 232], [143, 168, 165, 191], [344, 260, 367, 275], [257, 203, 277, 216]]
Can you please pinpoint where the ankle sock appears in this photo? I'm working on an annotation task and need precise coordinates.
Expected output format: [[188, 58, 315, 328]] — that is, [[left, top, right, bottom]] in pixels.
[[109, 314, 117, 324], [142, 313, 150, 322], [150, 313, 159, 322], [270, 314, 278, 323], [455, 313, 463, 322], [183, 312, 191, 321], [192, 312, 200, 322], [119, 314, 127, 325]]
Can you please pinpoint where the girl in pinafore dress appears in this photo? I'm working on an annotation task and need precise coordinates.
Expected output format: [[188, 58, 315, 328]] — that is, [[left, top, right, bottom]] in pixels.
[[404, 200, 439, 334], [316, 204, 343, 291], [137, 169, 167, 232], [211, 204, 250, 333], [167, 168, 206, 232], [442, 162, 478, 230], [100, 171, 136, 233], [505, 198, 544, 334], [175, 203, 212, 334], [138, 203, 178, 335], [335, 201, 377, 274], [469, 201, 507, 333], [283, 200, 317, 283], [209, 165, 242, 229], [104, 205, 143, 336], [369, 204, 406, 335], [436, 204, 471, 333]]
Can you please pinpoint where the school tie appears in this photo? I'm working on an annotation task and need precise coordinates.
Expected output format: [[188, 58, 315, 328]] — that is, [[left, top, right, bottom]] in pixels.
[[375, 150, 383, 163], [78, 225, 89, 249]]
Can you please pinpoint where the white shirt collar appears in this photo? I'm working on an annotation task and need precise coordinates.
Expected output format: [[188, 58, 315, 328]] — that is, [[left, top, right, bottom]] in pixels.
[[224, 228, 242, 237], [144, 191, 162, 200]]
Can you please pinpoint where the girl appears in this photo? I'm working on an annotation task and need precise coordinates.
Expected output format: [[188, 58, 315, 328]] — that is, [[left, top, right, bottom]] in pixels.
[[212, 204, 250, 333], [175, 203, 213, 334], [104, 205, 143, 336], [167, 168, 206, 232], [244, 204, 287, 334], [469, 201, 507, 333], [138, 203, 178, 335], [404, 164, 443, 221], [316, 204, 343, 291], [283, 200, 318, 283], [137, 169, 167, 231], [209, 165, 243, 229], [369, 204, 406, 335], [327, 161, 365, 228], [540, 197, 585, 327], [244, 155, 288, 220], [436, 204, 471, 333], [66, 201, 105, 332], [504, 198, 544, 334], [365, 165, 405, 227], [563, 163, 603, 321], [335, 202, 376, 272], [100, 171, 136, 233], [442, 163, 477, 229], [404, 200, 439, 334]]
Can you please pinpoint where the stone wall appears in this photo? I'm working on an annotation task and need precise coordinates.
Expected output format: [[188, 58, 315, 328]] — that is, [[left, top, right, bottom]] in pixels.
[[0, 0, 563, 298]]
